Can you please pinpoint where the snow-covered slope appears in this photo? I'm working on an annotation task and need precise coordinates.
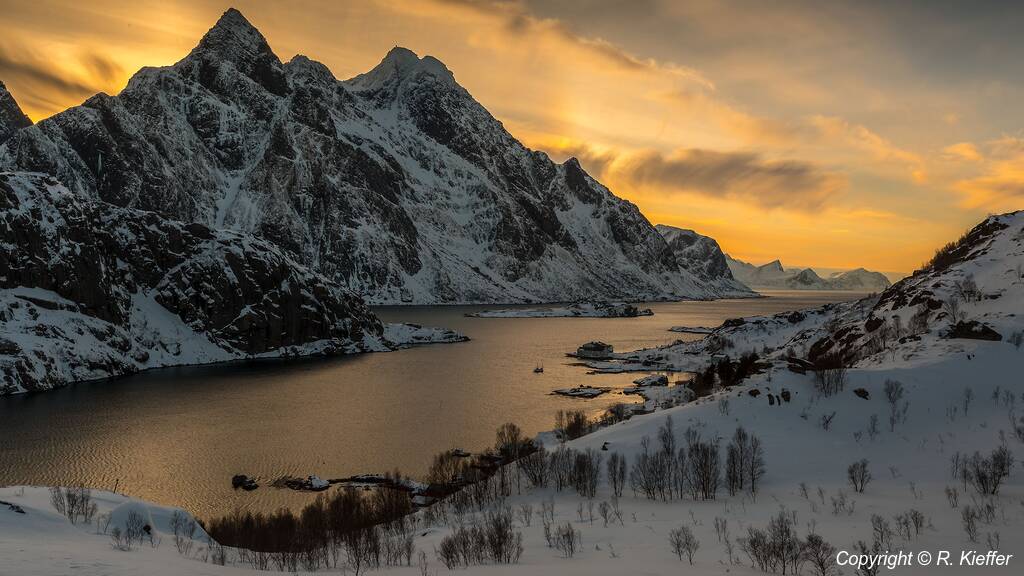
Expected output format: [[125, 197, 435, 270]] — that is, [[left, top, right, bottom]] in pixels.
[[656, 224, 755, 297], [727, 254, 892, 292], [597, 211, 1023, 376], [0, 9, 734, 305], [0, 172, 394, 395]]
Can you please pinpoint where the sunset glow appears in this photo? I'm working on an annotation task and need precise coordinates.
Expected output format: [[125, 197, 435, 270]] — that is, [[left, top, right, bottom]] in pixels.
[[4, 0, 1022, 275]]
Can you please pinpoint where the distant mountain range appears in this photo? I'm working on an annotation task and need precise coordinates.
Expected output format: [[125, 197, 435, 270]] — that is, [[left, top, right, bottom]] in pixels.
[[0, 8, 748, 305], [725, 255, 892, 291]]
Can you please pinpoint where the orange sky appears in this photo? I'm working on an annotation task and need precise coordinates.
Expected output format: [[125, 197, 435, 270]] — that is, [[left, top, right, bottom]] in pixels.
[[3, 0, 1023, 277]]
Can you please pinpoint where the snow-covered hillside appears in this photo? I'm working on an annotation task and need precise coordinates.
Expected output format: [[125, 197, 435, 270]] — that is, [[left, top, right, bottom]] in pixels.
[[0, 172, 462, 395], [0, 9, 735, 305], [3, 211, 1021, 575], [727, 255, 892, 292], [656, 224, 756, 297], [601, 211, 1022, 375]]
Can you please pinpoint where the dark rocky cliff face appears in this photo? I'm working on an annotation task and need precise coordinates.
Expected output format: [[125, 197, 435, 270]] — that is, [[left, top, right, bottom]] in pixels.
[[0, 9, 736, 304], [0, 172, 384, 394], [0, 81, 32, 146]]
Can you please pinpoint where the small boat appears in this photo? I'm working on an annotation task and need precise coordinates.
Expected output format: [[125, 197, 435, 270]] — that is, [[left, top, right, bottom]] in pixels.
[[533, 364, 544, 373]]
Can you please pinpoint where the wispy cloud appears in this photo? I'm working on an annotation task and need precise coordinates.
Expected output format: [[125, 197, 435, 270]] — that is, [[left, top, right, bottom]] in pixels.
[[430, 0, 713, 87], [0, 42, 123, 119], [950, 136, 1024, 209], [544, 140, 844, 212]]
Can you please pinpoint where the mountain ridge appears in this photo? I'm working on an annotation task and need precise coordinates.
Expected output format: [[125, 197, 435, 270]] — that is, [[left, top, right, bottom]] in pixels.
[[0, 8, 743, 305], [726, 254, 892, 292]]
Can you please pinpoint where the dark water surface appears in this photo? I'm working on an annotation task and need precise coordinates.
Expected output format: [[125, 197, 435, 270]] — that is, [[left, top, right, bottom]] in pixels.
[[0, 291, 862, 519]]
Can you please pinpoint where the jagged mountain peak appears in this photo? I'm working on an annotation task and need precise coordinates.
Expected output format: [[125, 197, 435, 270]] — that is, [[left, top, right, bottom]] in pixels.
[[0, 80, 32, 145], [0, 10, 753, 305], [346, 46, 455, 93], [176, 7, 288, 96], [196, 8, 270, 58], [285, 54, 337, 85]]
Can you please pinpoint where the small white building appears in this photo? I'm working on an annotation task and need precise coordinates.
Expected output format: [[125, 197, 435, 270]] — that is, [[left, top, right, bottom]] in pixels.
[[577, 341, 614, 359]]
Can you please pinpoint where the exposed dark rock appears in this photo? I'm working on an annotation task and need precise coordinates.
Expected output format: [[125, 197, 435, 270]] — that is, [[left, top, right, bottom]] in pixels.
[[945, 320, 1002, 341], [0, 173, 385, 394], [0, 81, 32, 146]]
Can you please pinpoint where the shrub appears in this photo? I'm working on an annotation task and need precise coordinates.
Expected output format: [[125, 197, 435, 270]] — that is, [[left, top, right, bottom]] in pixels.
[[848, 459, 871, 493], [812, 351, 848, 396], [495, 422, 533, 462], [518, 445, 549, 488], [961, 506, 979, 542], [802, 533, 837, 576], [629, 437, 673, 500], [49, 486, 98, 525], [739, 510, 804, 574], [607, 452, 627, 498], [726, 427, 765, 496], [570, 448, 603, 499], [922, 228, 971, 272], [884, 379, 909, 431], [553, 523, 580, 558], [908, 304, 930, 335], [668, 524, 699, 564], [205, 483, 412, 572], [555, 410, 591, 441], [964, 446, 1013, 495], [688, 438, 721, 500], [427, 450, 472, 485]]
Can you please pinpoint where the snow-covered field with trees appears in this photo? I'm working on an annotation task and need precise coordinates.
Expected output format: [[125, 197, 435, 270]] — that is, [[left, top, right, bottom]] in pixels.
[[2, 211, 1022, 575]]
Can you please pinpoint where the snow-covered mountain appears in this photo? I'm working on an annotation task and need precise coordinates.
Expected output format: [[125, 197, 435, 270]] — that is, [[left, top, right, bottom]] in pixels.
[[0, 172, 391, 395], [0, 8, 735, 304], [655, 225, 754, 297], [596, 210, 1023, 376], [726, 254, 891, 291]]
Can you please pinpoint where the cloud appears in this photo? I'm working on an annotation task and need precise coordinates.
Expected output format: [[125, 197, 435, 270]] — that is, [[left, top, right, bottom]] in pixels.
[[617, 148, 845, 211], [950, 136, 1024, 209], [79, 52, 123, 85], [0, 42, 123, 119], [943, 142, 983, 162], [430, 0, 713, 87], [541, 139, 845, 211], [0, 43, 96, 108]]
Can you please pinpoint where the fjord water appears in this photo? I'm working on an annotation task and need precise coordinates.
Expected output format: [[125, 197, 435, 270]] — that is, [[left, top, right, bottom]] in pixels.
[[0, 291, 861, 520]]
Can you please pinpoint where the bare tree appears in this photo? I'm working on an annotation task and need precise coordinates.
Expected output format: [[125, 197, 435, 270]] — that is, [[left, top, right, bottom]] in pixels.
[[607, 452, 626, 498], [802, 534, 838, 576], [885, 380, 909, 431], [669, 525, 700, 564], [848, 459, 871, 493], [942, 295, 966, 324]]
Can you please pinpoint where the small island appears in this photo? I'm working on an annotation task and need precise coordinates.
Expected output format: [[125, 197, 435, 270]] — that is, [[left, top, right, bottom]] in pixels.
[[467, 301, 653, 318]]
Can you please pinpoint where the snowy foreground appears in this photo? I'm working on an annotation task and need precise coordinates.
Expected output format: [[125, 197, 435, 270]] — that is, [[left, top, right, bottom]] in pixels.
[[2, 344, 1021, 575]]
